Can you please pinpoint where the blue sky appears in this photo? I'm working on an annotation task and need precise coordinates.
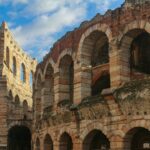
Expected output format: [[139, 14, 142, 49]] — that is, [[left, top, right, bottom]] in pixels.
[[0, 0, 124, 61]]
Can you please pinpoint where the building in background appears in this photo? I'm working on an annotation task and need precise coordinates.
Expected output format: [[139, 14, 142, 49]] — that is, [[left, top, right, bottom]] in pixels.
[[0, 22, 37, 150], [32, 0, 150, 150]]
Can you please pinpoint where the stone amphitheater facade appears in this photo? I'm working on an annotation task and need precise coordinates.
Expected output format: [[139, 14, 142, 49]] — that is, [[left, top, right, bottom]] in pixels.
[[0, 0, 150, 150], [0, 22, 37, 149], [32, 0, 150, 150]]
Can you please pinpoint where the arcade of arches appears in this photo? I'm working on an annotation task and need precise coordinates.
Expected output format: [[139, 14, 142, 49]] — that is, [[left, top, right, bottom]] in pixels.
[[33, 12, 150, 150], [1, 1, 149, 150], [33, 128, 150, 150]]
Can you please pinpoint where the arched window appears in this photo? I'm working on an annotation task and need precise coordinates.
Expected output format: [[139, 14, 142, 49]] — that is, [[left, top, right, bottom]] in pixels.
[[120, 29, 150, 80], [12, 56, 17, 76], [130, 31, 150, 74], [44, 134, 53, 150], [21, 63, 26, 83], [123, 127, 150, 149], [23, 100, 28, 113], [59, 55, 74, 102], [59, 132, 73, 150], [80, 30, 110, 97], [14, 95, 20, 107], [35, 74, 42, 120], [6, 47, 10, 68], [30, 71, 33, 88], [83, 129, 110, 150], [43, 64, 54, 109]]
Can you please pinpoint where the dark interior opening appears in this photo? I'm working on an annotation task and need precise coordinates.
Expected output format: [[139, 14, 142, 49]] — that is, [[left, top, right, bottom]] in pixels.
[[131, 128, 150, 150], [83, 130, 110, 150], [59, 132, 73, 150], [92, 74, 110, 96], [130, 32, 150, 74], [8, 126, 31, 150]]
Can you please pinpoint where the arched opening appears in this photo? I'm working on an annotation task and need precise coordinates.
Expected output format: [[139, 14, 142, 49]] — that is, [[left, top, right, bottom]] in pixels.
[[30, 71, 33, 88], [44, 134, 53, 150], [8, 125, 31, 150], [23, 100, 28, 113], [6, 47, 10, 68], [124, 127, 150, 150], [12, 56, 17, 76], [92, 73, 110, 96], [83, 129, 110, 150], [130, 31, 150, 75], [43, 63, 54, 109], [59, 55, 74, 102], [81, 30, 110, 97], [21, 63, 26, 83], [35, 74, 42, 120], [59, 132, 73, 150], [120, 29, 150, 80], [14, 95, 20, 107], [35, 138, 40, 150]]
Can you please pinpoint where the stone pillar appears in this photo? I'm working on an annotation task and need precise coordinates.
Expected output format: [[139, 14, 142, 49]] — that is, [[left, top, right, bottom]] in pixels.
[[53, 70, 60, 111], [109, 41, 130, 89], [110, 135, 124, 150], [73, 62, 92, 104], [0, 77, 8, 150]]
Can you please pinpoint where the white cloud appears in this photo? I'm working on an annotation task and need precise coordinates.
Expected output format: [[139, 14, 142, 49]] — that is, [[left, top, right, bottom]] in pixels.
[[8, 0, 121, 60], [11, 2, 86, 60]]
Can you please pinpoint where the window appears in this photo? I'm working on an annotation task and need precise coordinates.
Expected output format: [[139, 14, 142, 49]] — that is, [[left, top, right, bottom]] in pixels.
[[12, 56, 17, 76], [21, 63, 26, 83], [30, 71, 33, 88], [6, 47, 10, 68]]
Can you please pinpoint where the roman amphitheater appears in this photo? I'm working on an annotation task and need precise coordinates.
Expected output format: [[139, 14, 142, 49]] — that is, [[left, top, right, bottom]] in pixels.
[[0, 0, 150, 150]]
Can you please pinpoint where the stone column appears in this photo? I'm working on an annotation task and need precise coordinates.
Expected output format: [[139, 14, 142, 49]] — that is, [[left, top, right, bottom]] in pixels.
[[73, 61, 92, 104], [110, 135, 124, 150], [109, 41, 130, 89]]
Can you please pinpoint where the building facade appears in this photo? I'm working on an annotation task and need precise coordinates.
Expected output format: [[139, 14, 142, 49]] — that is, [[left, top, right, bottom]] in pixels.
[[0, 22, 37, 150], [32, 0, 150, 150]]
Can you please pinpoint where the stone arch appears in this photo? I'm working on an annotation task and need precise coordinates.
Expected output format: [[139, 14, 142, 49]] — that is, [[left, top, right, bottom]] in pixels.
[[77, 23, 112, 60], [43, 62, 54, 110], [34, 73, 42, 120], [59, 132, 73, 150], [82, 129, 110, 150], [56, 49, 74, 67], [43, 134, 53, 150], [121, 120, 150, 149], [35, 69, 43, 89], [8, 121, 31, 132], [14, 95, 20, 107], [21, 63, 26, 83], [118, 20, 150, 42], [12, 56, 17, 76], [118, 20, 150, 81], [80, 122, 110, 141], [58, 54, 74, 103], [123, 127, 150, 150], [43, 58, 55, 75], [6, 47, 10, 68], [76, 24, 111, 98], [23, 100, 28, 114], [7, 125, 31, 150]]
